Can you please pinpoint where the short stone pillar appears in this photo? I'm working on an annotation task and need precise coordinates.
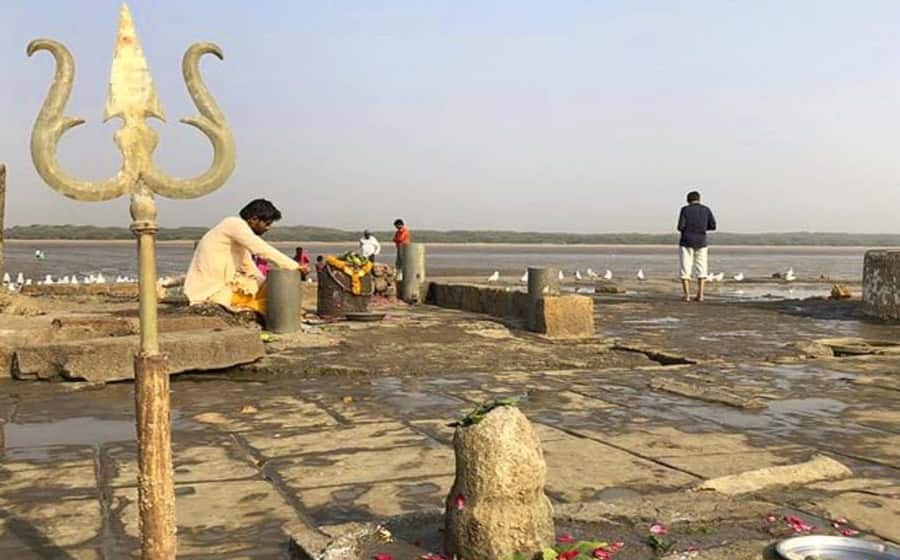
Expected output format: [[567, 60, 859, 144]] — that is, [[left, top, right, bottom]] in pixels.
[[317, 264, 372, 317], [863, 250, 900, 321], [266, 268, 301, 333], [444, 405, 555, 560], [399, 243, 426, 304], [527, 267, 559, 331]]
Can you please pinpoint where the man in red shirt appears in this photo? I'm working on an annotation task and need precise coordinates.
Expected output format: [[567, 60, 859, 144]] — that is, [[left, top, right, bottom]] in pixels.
[[392, 218, 411, 274], [294, 247, 311, 281]]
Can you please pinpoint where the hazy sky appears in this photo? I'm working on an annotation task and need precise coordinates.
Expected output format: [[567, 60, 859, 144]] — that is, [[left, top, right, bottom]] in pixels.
[[3, 1, 900, 234]]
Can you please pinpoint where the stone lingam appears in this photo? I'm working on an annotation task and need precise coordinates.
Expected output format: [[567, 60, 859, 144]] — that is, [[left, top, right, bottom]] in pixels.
[[444, 404, 555, 560]]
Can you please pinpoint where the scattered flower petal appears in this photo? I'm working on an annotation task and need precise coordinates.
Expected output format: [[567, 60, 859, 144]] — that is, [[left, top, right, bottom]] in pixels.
[[559, 551, 579, 560], [766, 515, 778, 523], [841, 528, 860, 537], [834, 517, 848, 525], [650, 523, 669, 535], [593, 549, 610, 559], [557, 533, 575, 544], [454, 494, 465, 511], [373, 554, 394, 560]]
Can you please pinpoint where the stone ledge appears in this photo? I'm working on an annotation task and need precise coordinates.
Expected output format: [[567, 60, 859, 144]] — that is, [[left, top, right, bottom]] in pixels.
[[534, 295, 594, 338], [12, 328, 264, 383]]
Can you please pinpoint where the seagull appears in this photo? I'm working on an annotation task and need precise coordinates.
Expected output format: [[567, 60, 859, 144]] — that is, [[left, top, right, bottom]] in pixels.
[[586, 268, 599, 279], [24, 279, 32, 286], [708, 272, 725, 282], [96, 273, 106, 284], [487, 271, 500, 283], [733, 272, 744, 282], [575, 270, 583, 280], [2, 272, 9, 284], [520, 270, 528, 283], [71, 276, 79, 285], [636, 269, 645, 281], [603, 270, 613, 280], [558, 270, 565, 281], [785, 268, 796, 282], [15, 273, 24, 285], [44, 275, 54, 284]]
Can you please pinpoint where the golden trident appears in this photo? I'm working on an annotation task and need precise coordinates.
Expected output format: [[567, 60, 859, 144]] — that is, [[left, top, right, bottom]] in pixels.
[[27, 4, 235, 557]]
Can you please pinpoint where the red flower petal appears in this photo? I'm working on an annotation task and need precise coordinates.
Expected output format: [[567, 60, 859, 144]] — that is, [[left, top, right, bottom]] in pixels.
[[557, 533, 575, 543], [454, 494, 465, 511], [841, 528, 860, 537], [559, 551, 579, 560], [650, 523, 669, 535], [593, 549, 611, 559], [373, 554, 394, 560]]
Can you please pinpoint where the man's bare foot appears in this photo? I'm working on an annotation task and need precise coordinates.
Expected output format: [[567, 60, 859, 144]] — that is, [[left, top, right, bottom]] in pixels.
[[681, 295, 691, 302], [693, 295, 704, 302]]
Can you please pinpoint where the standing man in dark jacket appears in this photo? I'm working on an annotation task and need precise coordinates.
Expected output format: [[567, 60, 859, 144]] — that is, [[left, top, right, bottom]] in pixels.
[[677, 190, 717, 302]]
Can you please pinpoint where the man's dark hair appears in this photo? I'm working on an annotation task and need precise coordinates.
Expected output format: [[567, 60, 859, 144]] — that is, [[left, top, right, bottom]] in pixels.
[[295, 247, 303, 253], [393, 218, 404, 227], [686, 191, 701, 203], [239, 199, 282, 222], [316, 255, 324, 262]]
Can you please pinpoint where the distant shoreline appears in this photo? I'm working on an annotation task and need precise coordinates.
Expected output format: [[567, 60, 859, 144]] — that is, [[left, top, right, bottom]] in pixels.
[[4, 239, 889, 251]]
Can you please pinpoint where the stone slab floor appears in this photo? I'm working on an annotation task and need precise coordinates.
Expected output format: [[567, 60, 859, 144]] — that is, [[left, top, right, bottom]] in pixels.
[[0, 283, 898, 558]]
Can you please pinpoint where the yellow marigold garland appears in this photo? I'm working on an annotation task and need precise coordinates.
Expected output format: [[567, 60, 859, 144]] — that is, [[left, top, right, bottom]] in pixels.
[[325, 255, 373, 295]]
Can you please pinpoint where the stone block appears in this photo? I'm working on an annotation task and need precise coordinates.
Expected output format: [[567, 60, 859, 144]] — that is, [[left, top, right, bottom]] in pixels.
[[863, 249, 900, 320], [534, 295, 594, 338], [299, 281, 317, 312], [20, 283, 139, 299], [13, 328, 264, 383], [0, 345, 11, 379]]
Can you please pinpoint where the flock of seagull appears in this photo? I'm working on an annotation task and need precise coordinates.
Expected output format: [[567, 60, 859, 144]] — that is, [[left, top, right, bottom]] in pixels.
[[2, 272, 137, 292], [487, 267, 798, 283]]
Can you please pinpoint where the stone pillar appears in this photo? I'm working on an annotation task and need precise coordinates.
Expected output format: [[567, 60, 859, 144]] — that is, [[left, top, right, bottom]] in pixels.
[[266, 268, 301, 333], [863, 250, 900, 321], [0, 164, 5, 279], [399, 243, 426, 303], [444, 405, 555, 560], [527, 267, 559, 331]]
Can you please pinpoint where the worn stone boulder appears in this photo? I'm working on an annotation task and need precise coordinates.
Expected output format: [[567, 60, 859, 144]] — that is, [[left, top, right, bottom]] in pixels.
[[444, 405, 554, 560]]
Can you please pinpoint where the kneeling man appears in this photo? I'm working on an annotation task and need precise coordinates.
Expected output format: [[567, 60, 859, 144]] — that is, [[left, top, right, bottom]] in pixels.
[[184, 199, 299, 314]]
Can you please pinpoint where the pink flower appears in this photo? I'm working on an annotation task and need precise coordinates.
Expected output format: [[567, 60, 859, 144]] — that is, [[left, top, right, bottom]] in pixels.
[[766, 515, 778, 523], [453, 494, 465, 511], [650, 523, 669, 535], [593, 549, 610, 559], [373, 554, 394, 560], [557, 533, 575, 544], [841, 528, 860, 537], [784, 515, 815, 533], [610, 541, 624, 552], [559, 551, 579, 560]]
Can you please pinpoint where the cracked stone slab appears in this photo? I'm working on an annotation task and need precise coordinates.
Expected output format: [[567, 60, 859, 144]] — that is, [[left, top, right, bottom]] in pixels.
[[190, 395, 338, 433], [0, 497, 101, 551], [110, 479, 304, 556]]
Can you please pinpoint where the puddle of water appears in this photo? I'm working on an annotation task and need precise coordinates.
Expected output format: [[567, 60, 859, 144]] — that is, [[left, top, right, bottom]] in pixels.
[[768, 398, 849, 416], [3, 417, 136, 448]]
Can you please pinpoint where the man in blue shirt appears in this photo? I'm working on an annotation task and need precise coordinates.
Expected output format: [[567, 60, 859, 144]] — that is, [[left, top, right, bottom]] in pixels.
[[677, 190, 717, 302]]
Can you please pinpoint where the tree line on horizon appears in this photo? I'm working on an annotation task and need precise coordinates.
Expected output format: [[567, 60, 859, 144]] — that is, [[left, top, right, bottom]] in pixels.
[[4, 224, 900, 246]]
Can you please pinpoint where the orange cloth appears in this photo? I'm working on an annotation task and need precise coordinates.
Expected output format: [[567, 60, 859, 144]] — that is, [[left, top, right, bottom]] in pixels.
[[230, 282, 268, 314], [393, 226, 411, 246]]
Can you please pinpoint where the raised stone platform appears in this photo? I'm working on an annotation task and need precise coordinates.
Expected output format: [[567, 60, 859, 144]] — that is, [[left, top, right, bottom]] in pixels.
[[863, 249, 900, 321], [12, 327, 265, 383]]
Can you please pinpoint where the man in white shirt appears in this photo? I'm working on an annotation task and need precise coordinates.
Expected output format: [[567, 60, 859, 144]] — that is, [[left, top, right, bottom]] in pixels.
[[184, 199, 299, 314], [359, 230, 382, 262]]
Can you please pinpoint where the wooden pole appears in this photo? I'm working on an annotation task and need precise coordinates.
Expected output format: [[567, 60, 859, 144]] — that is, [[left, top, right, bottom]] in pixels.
[[0, 164, 6, 279]]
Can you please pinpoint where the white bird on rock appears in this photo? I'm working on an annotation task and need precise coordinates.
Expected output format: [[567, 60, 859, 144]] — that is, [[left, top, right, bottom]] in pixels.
[[15, 273, 24, 285], [487, 271, 500, 282], [733, 272, 744, 282], [575, 270, 583, 280], [708, 272, 725, 282], [603, 270, 613, 280], [587, 268, 599, 279], [520, 270, 528, 283], [558, 270, 565, 281], [2, 272, 10, 284], [96, 273, 106, 284], [71, 276, 79, 285], [785, 268, 796, 282], [44, 275, 54, 284], [636, 269, 645, 281], [24, 279, 32, 286]]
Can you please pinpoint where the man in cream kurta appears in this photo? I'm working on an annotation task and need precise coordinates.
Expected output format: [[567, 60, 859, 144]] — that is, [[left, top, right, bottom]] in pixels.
[[184, 199, 299, 313]]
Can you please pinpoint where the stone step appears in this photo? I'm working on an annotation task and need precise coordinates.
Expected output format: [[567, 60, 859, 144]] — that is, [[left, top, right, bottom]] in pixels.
[[12, 328, 265, 383]]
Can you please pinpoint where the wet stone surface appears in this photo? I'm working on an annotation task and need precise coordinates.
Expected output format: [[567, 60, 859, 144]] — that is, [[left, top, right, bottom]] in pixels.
[[0, 279, 898, 558]]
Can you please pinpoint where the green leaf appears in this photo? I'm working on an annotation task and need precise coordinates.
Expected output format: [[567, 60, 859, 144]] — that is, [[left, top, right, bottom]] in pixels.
[[542, 549, 559, 560]]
